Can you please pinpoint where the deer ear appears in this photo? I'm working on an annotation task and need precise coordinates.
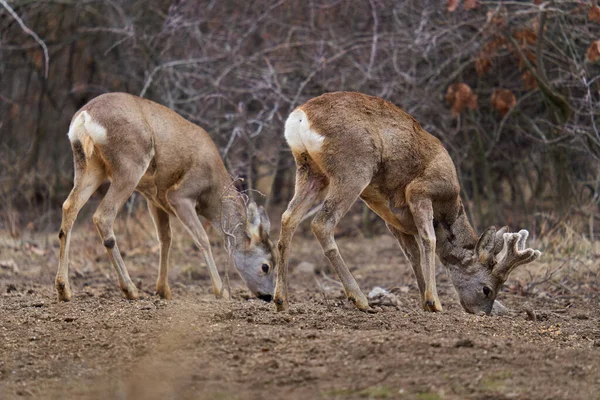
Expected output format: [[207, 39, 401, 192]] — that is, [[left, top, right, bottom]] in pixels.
[[475, 226, 496, 266], [493, 226, 508, 255], [246, 202, 261, 240], [258, 206, 270, 236]]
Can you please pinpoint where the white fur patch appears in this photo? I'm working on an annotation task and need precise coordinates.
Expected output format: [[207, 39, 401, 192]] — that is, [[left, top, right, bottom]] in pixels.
[[67, 111, 107, 144], [284, 109, 324, 154], [67, 112, 85, 142]]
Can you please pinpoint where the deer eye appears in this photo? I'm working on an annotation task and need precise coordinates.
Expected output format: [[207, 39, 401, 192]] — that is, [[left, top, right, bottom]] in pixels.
[[261, 264, 270, 274], [483, 286, 491, 297]]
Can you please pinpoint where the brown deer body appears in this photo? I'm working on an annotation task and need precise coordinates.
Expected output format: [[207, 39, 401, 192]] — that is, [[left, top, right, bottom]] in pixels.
[[56, 93, 275, 302], [274, 92, 540, 314]]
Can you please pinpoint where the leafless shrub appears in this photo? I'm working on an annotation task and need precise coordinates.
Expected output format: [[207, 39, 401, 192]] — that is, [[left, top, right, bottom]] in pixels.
[[0, 0, 598, 239]]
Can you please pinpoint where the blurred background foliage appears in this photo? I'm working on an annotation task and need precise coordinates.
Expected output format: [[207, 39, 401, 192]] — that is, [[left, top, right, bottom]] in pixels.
[[0, 0, 599, 240]]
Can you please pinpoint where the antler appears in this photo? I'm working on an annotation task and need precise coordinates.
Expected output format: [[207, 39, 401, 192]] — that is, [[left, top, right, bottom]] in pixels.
[[494, 229, 542, 278]]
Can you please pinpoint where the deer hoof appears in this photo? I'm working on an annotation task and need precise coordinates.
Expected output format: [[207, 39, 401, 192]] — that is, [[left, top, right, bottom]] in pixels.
[[349, 294, 370, 312], [156, 284, 172, 300], [221, 288, 230, 300], [56, 281, 72, 302], [214, 287, 229, 300], [122, 285, 139, 300], [274, 297, 289, 312], [423, 299, 443, 312]]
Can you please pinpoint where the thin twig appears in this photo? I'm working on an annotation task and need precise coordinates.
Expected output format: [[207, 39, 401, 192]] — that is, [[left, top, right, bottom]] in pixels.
[[367, 0, 379, 78], [0, 0, 49, 78]]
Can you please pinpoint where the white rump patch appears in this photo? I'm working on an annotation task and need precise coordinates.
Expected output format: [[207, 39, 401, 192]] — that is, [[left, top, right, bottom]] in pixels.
[[284, 109, 324, 154], [67, 110, 107, 144]]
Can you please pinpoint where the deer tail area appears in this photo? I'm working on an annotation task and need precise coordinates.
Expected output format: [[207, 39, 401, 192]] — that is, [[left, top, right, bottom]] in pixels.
[[67, 110, 107, 162]]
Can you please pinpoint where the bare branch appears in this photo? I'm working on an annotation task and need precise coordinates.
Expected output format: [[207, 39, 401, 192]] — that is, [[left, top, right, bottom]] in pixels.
[[0, 0, 49, 78]]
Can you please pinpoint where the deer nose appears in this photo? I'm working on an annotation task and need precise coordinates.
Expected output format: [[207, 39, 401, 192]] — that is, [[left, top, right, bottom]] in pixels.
[[257, 293, 273, 302]]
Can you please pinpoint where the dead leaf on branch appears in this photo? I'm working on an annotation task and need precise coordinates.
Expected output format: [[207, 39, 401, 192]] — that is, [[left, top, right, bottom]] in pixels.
[[464, 0, 478, 10], [10, 103, 20, 119], [486, 10, 507, 30], [514, 28, 537, 46], [476, 56, 492, 76], [512, 46, 537, 71], [475, 37, 508, 76], [448, 0, 459, 12], [448, 0, 478, 12], [521, 70, 538, 90], [491, 89, 516, 116], [445, 83, 478, 117], [589, 5, 600, 23], [511, 20, 539, 71], [586, 40, 600, 63]]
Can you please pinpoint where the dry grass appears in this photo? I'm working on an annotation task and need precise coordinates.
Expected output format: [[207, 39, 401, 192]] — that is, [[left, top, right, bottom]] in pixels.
[[1, 198, 598, 307]]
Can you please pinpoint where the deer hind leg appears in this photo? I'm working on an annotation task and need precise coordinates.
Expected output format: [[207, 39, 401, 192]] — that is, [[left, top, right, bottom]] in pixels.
[[407, 196, 442, 312], [93, 172, 145, 300], [386, 225, 427, 307], [274, 158, 328, 311], [147, 202, 172, 299], [311, 178, 371, 311], [56, 155, 105, 301], [170, 197, 228, 299]]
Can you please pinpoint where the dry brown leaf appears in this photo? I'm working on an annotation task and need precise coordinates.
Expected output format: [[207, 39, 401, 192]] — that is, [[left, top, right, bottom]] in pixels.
[[464, 0, 478, 10], [534, 0, 542, 4], [483, 12, 507, 38], [476, 55, 492, 76], [30, 51, 43, 70], [589, 5, 600, 23], [10, 103, 20, 119], [448, 0, 460, 12], [491, 89, 516, 116], [475, 38, 507, 76], [487, 10, 505, 25], [512, 47, 537, 71], [514, 28, 537, 46], [521, 70, 538, 90], [586, 40, 600, 63], [446, 83, 478, 117]]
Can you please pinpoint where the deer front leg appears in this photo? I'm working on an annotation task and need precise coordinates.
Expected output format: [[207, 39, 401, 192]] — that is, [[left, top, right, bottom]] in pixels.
[[311, 183, 370, 311], [387, 225, 427, 305], [274, 161, 327, 311], [171, 198, 228, 300], [147, 202, 172, 300], [408, 197, 442, 312]]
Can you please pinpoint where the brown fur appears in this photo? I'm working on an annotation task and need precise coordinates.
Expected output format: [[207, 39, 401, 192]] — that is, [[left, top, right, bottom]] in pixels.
[[80, 133, 95, 160], [274, 92, 540, 314], [55, 93, 275, 303]]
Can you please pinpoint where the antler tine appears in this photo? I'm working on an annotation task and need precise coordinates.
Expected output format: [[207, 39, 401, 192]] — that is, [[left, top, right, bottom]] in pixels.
[[517, 229, 529, 251], [495, 231, 541, 277]]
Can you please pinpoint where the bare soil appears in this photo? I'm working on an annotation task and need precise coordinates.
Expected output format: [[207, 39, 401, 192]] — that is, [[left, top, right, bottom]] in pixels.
[[1, 211, 599, 400]]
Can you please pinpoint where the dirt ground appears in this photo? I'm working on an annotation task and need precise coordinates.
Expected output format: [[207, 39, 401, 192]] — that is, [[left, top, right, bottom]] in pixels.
[[1, 208, 599, 400]]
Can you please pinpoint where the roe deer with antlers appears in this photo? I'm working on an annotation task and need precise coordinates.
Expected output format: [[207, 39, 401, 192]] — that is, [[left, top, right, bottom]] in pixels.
[[56, 93, 275, 302], [274, 92, 541, 315]]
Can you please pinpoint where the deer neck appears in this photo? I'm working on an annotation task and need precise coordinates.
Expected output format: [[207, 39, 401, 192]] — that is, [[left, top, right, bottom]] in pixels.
[[208, 182, 249, 251], [434, 201, 479, 271]]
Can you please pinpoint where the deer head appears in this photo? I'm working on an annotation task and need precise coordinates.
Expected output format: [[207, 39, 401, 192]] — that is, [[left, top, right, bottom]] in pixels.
[[232, 202, 276, 301], [448, 227, 541, 315]]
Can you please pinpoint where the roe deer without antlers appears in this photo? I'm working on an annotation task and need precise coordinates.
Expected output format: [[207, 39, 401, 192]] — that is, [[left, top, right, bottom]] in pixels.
[[274, 92, 541, 315], [56, 93, 275, 302]]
